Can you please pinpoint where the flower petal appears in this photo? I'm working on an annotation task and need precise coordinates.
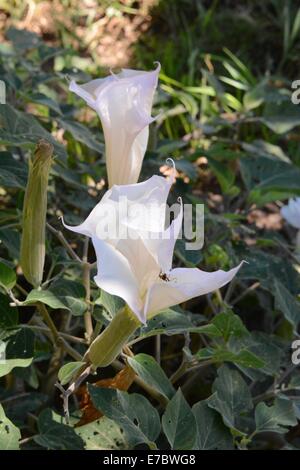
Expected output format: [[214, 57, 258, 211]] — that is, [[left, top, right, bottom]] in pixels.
[[144, 262, 244, 318], [281, 198, 300, 229], [92, 236, 144, 322]]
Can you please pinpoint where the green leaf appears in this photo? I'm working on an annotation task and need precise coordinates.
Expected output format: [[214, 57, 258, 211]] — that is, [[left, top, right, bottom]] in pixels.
[[255, 397, 298, 434], [24, 280, 86, 315], [0, 104, 66, 160], [192, 400, 233, 450], [274, 279, 300, 331], [58, 361, 85, 386], [229, 331, 283, 379], [128, 354, 175, 401], [75, 416, 129, 450], [196, 347, 264, 369], [207, 365, 253, 433], [207, 157, 236, 195], [0, 262, 16, 290], [262, 98, 300, 134], [174, 238, 203, 267], [0, 229, 20, 260], [237, 248, 300, 295], [6, 27, 40, 51], [139, 309, 203, 340], [24, 289, 66, 310], [34, 409, 84, 450], [88, 386, 160, 448], [95, 290, 125, 318], [0, 151, 28, 188], [196, 310, 248, 341], [0, 404, 21, 450], [240, 156, 300, 205], [57, 119, 104, 153], [27, 93, 62, 115], [0, 357, 33, 378], [0, 293, 18, 329], [6, 328, 35, 359], [162, 389, 196, 450]]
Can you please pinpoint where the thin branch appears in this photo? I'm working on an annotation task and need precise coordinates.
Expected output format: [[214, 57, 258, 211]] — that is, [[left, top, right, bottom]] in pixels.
[[55, 365, 92, 424], [231, 282, 260, 306], [82, 237, 93, 343], [36, 303, 83, 361], [46, 222, 81, 262], [21, 324, 86, 344]]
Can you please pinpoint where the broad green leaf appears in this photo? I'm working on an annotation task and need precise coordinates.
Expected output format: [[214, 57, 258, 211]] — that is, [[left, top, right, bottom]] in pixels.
[[240, 156, 300, 205], [57, 119, 104, 153], [50, 279, 86, 316], [162, 389, 196, 450], [0, 357, 33, 378], [138, 309, 203, 340], [6, 27, 40, 51], [192, 400, 233, 450], [24, 289, 66, 310], [0, 151, 28, 188], [230, 332, 283, 380], [88, 386, 160, 448], [0, 262, 16, 290], [207, 157, 236, 195], [6, 328, 35, 359], [207, 365, 252, 433], [95, 290, 125, 318], [24, 280, 86, 315], [255, 397, 297, 434], [0, 293, 18, 329], [237, 248, 300, 295], [196, 347, 264, 369], [34, 409, 84, 450], [262, 98, 300, 134], [75, 416, 129, 450], [27, 93, 62, 115], [0, 229, 20, 260], [58, 361, 85, 386], [0, 104, 66, 160], [128, 354, 175, 401], [0, 404, 21, 450], [196, 310, 248, 341], [274, 279, 300, 331], [174, 238, 203, 267]]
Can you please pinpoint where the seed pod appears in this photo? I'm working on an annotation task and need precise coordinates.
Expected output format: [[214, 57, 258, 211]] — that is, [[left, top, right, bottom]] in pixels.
[[20, 139, 53, 287]]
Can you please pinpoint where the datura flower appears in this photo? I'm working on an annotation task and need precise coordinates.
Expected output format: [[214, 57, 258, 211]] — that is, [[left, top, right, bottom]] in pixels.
[[63, 173, 243, 325], [281, 198, 300, 229], [69, 64, 160, 187]]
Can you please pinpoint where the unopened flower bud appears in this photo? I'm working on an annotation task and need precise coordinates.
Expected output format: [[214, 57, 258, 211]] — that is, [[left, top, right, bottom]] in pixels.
[[20, 139, 53, 287]]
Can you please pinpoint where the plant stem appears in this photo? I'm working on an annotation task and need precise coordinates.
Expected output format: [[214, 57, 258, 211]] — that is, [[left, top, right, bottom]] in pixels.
[[21, 323, 86, 344], [82, 237, 93, 342], [36, 302, 82, 361], [47, 222, 82, 262]]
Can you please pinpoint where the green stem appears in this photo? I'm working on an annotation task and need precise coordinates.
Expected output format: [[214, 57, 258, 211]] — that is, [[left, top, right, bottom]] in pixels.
[[82, 237, 93, 342], [84, 306, 140, 368]]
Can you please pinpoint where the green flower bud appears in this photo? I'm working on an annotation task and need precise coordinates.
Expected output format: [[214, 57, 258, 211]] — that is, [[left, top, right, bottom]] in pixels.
[[84, 306, 140, 368], [20, 139, 53, 287]]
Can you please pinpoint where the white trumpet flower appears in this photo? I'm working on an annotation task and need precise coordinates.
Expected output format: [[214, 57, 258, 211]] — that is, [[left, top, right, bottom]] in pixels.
[[281, 198, 300, 229], [63, 173, 243, 324], [69, 64, 160, 187]]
